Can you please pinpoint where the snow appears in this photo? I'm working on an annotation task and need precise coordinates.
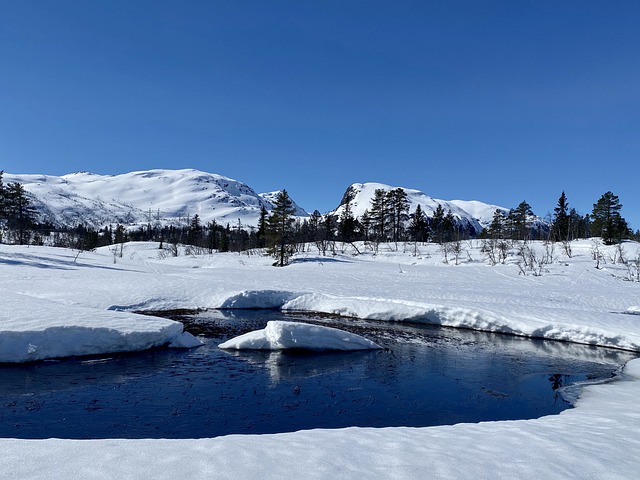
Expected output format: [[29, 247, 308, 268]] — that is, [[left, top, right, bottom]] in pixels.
[[331, 182, 500, 232], [259, 191, 309, 216], [0, 291, 193, 363], [448, 199, 509, 228], [218, 320, 382, 350], [3, 169, 307, 228], [2, 239, 640, 478]]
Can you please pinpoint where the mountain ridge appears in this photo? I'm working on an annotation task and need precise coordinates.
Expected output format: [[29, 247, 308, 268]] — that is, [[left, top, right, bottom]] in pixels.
[[4, 169, 538, 232], [4, 169, 307, 229]]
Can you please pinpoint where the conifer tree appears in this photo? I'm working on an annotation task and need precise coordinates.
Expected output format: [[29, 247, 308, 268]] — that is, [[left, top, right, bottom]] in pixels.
[[552, 192, 570, 242], [359, 209, 372, 242], [591, 191, 628, 245], [266, 190, 297, 266], [388, 188, 409, 243], [369, 189, 391, 242], [409, 204, 428, 242], [219, 225, 230, 252], [430, 204, 446, 244], [508, 201, 534, 240], [307, 210, 322, 243], [443, 210, 456, 242], [338, 203, 357, 243], [256, 206, 268, 248], [5, 182, 36, 245], [187, 214, 203, 246], [487, 209, 505, 240]]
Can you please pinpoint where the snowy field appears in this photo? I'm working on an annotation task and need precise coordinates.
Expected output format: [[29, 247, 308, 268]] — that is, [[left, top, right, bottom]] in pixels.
[[1, 239, 640, 478]]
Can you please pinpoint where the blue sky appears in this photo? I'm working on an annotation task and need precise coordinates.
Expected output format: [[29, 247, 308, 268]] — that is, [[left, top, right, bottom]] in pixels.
[[1, 1, 639, 228]]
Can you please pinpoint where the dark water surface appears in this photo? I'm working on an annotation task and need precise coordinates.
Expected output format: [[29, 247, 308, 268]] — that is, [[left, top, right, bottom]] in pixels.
[[0, 310, 635, 439]]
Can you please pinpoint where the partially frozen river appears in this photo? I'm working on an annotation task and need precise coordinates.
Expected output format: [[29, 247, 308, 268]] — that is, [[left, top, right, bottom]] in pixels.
[[0, 310, 635, 439]]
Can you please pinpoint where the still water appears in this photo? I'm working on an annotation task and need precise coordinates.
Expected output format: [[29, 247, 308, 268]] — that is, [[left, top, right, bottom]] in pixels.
[[0, 310, 635, 439]]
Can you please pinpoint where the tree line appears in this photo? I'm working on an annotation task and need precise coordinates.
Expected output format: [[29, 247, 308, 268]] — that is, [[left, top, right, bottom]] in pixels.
[[0, 171, 637, 266]]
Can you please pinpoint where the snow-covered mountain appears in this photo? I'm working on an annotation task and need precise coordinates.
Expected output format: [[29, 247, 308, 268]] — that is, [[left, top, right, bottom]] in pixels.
[[330, 183, 512, 234], [448, 199, 510, 229], [4, 169, 308, 229], [259, 191, 308, 217]]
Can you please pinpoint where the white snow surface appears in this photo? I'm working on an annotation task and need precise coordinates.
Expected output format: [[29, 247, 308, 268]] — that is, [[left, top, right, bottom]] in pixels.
[[332, 182, 500, 232], [448, 199, 509, 228], [330, 182, 549, 232], [0, 291, 191, 363], [259, 191, 309, 216], [2, 239, 640, 478], [3, 169, 307, 228], [218, 320, 382, 350]]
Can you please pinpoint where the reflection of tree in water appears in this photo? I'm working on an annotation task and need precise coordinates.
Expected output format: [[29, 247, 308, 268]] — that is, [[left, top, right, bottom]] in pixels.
[[549, 374, 563, 391], [549, 374, 569, 402]]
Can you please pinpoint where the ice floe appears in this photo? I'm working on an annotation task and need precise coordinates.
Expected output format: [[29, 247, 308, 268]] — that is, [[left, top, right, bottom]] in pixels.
[[218, 320, 381, 350]]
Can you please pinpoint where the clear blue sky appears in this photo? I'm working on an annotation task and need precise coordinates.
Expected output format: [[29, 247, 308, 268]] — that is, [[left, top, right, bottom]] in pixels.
[[1, 1, 639, 228]]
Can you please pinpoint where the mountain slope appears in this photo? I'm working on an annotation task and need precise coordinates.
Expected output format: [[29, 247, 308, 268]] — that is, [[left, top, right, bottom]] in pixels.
[[330, 183, 511, 234], [4, 169, 307, 228], [258, 191, 308, 217]]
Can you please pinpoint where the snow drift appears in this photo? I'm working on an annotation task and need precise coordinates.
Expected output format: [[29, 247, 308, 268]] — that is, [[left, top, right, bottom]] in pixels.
[[218, 320, 382, 350]]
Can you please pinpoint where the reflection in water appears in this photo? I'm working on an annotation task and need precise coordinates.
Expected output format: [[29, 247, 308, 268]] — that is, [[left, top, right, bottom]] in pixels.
[[0, 309, 636, 439], [221, 349, 377, 385]]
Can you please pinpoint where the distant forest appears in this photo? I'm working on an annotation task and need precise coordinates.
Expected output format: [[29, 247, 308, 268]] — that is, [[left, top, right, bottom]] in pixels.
[[1, 171, 638, 266]]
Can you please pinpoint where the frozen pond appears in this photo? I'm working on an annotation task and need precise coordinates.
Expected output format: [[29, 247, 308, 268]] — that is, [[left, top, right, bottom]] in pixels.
[[0, 310, 635, 439]]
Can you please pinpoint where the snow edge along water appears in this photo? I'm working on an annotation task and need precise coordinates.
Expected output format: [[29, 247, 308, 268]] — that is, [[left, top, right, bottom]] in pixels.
[[212, 289, 640, 353]]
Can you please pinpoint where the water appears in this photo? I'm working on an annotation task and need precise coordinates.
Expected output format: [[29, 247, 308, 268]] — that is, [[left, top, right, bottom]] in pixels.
[[0, 310, 635, 439]]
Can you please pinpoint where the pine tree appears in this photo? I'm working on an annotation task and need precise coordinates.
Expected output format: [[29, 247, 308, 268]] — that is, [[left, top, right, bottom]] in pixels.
[[486, 209, 505, 240], [266, 190, 297, 266], [256, 206, 268, 248], [552, 192, 570, 242], [338, 203, 357, 243], [409, 204, 428, 242], [307, 210, 322, 243], [187, 214, 203, 246], [113, 224, 127, 244], [591, 191, 628, 245], [359, 209, 372, 242], [430, 204, 446, 244], [369, 189, 391, 242], [508, 201, 533, 240], [443, 210, 456, 242], [219, 225, 230, 252], [388, 188, 409, 243], [5, 182, 36, 245], [206, 221, 219, 252]]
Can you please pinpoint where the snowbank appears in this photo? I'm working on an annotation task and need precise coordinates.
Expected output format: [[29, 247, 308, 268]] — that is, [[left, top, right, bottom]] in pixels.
[[218, 320, 381, 350], [282, 293, 640, 351], [0, 291, 196, 363]]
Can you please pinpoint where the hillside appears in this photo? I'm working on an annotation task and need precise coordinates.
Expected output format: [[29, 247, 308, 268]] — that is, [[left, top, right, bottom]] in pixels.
[[4, 169, 308, 228], [330, 182, 506, 234]]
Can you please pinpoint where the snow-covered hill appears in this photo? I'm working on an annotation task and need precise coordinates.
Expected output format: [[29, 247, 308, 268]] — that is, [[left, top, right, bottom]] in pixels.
[[259, 191, 308, 217], [448, 199, 509, 229], [330, 183, 549, 234], [4, 169, 308, 228], [331, 183, 502, 234]]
